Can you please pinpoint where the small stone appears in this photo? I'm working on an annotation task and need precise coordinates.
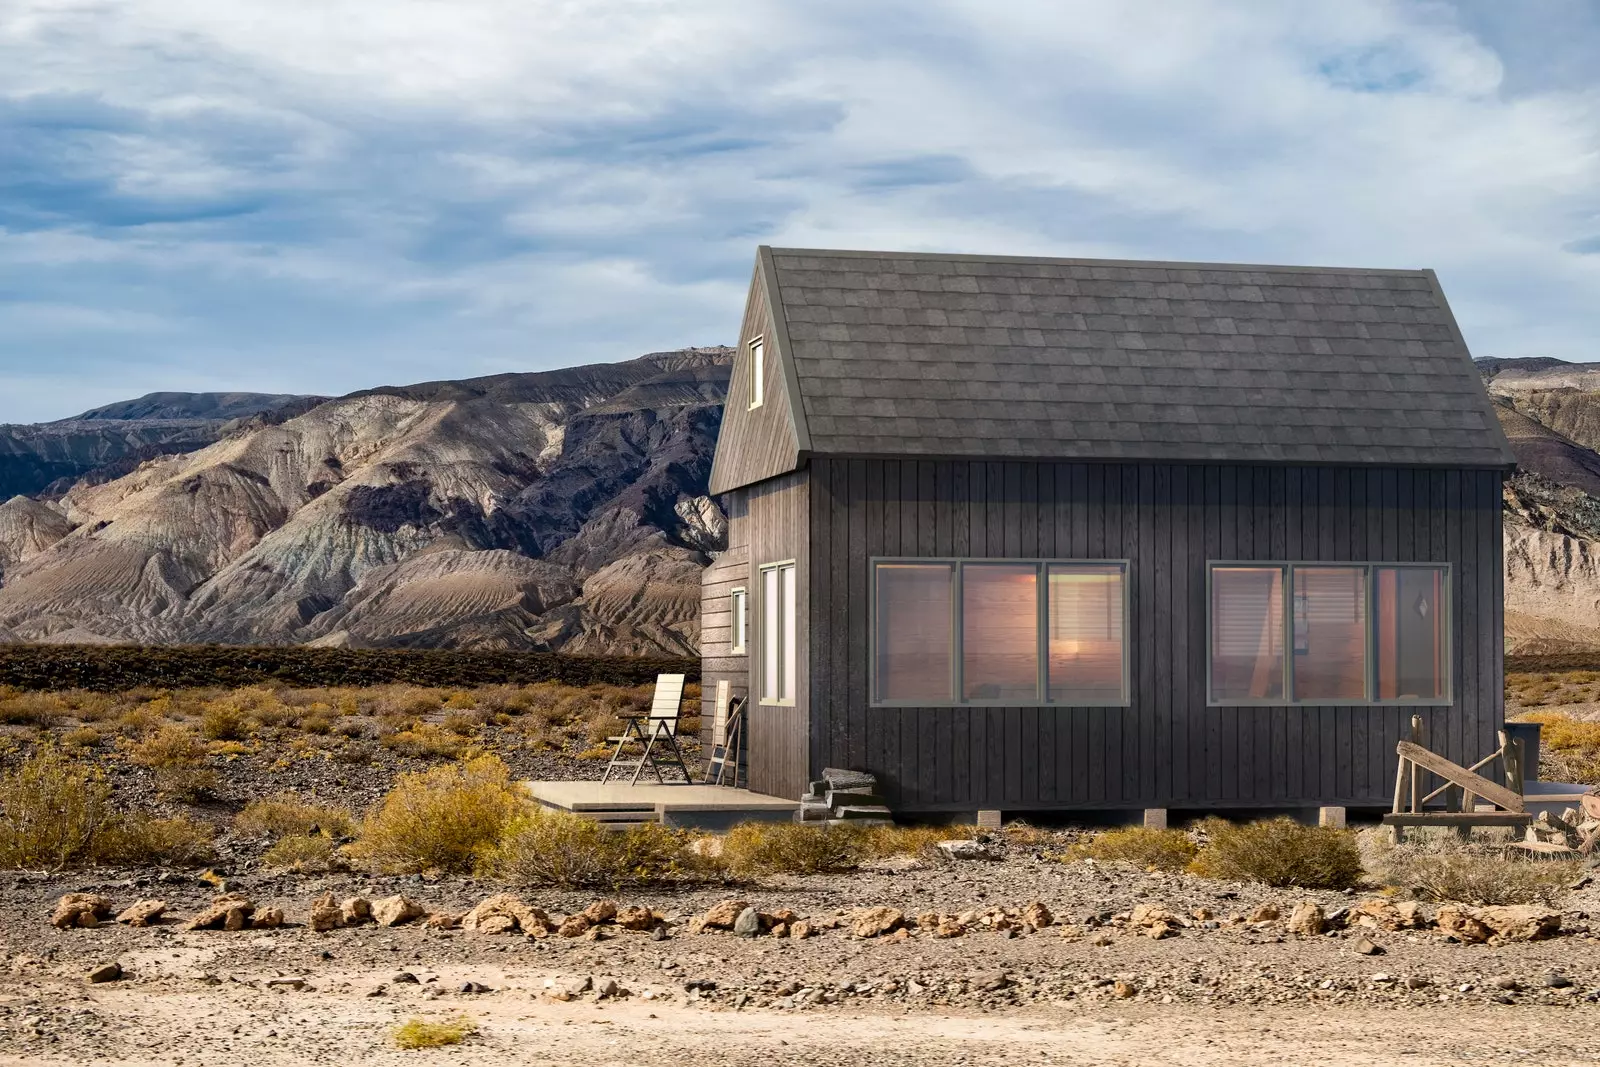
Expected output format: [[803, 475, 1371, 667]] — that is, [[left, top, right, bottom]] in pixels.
[[789, 920, 812, 940], [308, 892, 342, 932], [115, 900, 167, 928], [652, 925, 670, 941], [976, 972, 1011, 992], [86, 962, 122, 984], [392, 972, 420, 984], [1493, 976, 1520, 992], [733, 907, 761, 937], [701, 900, 750, 929], [1545, 973, 1574, 989], [1287, 902, 1325, 937], [934, 918, 966, 939], [1023, 901, 1053, 928], [1146, 921, 1176, 940], [1405, 976, 1431, 990], [372, 895, 426, 928], [366, 984, 387, 997], [253, 907, 285, 929], [1246, 904, 1279, 923], [458, 981, 492, 994], [266, 977, 307, 991], [1352, 938, 1384, 956], [850, 907, 905, 938], [339, 897, 372, 925], [582, 900, 619, 925], [424, 911, 459, 930], [1112, 979, 1135, 999], [595, 978, 620, 999], [615, 905, 656, 931], [558, 915, 591, 938]]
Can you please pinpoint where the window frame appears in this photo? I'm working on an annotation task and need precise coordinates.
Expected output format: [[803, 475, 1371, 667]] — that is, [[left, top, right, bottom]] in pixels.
[[1204, 560, 1453, 708], [729, 586, 747, 654], [747, 336, 765, 411], [868, 556, 1131, 709], [757, 560, 796, 707]]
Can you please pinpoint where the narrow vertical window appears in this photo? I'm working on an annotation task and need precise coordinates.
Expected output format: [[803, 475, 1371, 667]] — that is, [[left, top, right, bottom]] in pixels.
[[1047, 563, 1126, 703], [1374, 566, 1448, 700], [760, 562, 795, 704], [1291, 566, 1367, 702], [1209, 565, 1286, 702], [748, 337, 764, 410], [962, 563, 1039, 701], [729, 587, 746, 654], [874, 562, 954, 702]]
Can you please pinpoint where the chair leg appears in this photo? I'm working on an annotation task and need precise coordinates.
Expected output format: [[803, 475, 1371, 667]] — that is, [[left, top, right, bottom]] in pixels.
[[659, 727, 691, 783], [602, 720, 643, 784], [630, 728, 666, 786]]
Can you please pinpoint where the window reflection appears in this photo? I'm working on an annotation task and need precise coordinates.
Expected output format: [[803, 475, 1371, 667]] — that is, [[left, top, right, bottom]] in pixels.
[[1210, 566, 1285, 702], [962, 564, 1040, 701], [875, 563, 954, 702], [1292, 566, 1367, 701], [1047, 564, 1125, 703], [1375, 567, 1447, 700]]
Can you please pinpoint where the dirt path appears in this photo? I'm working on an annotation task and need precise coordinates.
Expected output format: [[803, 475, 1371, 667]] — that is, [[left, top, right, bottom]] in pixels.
[[0, 977, 1592, 1067]]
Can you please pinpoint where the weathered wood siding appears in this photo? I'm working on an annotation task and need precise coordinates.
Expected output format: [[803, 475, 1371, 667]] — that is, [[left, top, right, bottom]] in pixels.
[[744, 470, 811, 799], [700, 492, 750, 751], [807, 458, 1504, 813], [707, 267, 803, 496]]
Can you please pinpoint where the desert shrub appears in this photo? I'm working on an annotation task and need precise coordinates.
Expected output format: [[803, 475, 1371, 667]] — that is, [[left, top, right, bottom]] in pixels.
[[127, 724, 206, 768], [348, 754, 527, 874], [381, 722, 466, 759], [61, 726, 103, 749], [93, 814, 215, 867], [393, 1016, 476, 1050], [0, 691, 66, 726], [115, 706, 162, 738], [298, 705, 336, 735], [263, 832, 345, 873], [719, 822, 866, 876], [441, 709, 484, 736], [1189, 817, 1363, 890], [200, 700, 254, 741], [1065, 826, 1199, 871], [479, 809, 697, 887], [859, 823, 975, 861], [1363, 830, 1579, 906], [0, 748, 112, 868], [333, 740, 375, 764], [575, 744, 614, 760], [235, 793, 355, 839]]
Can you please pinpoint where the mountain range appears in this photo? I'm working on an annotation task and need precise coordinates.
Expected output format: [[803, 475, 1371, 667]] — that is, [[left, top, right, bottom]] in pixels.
[[6, 350, 1600, 656], [0, 349, 732, 655]]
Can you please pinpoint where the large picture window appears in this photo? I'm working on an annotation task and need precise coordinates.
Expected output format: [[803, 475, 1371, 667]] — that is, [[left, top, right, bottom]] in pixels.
[[872, 558, 1129, 707], [1208, 562, 1450, 706], [759, 562, 795, 705]]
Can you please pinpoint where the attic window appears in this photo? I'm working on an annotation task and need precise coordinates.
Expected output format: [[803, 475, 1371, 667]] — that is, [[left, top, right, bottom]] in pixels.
[[748, 337, 764, 410]]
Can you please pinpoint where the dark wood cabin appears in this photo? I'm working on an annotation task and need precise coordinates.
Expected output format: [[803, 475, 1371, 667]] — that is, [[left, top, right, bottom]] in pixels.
[[700, 246, 1514, 819]]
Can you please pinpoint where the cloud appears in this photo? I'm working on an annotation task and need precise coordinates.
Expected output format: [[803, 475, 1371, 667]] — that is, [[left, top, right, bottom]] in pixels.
[[0, 0, 1599, 421]]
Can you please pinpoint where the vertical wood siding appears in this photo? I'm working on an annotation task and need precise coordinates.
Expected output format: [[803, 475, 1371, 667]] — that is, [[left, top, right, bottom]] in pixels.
[[804, 458, 1505, 813], [744, 470, 811, 798], [707, 269, 804, 495]]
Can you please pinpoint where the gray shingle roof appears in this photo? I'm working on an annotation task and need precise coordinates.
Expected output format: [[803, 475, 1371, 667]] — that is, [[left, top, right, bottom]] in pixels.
[[763, 247, 1514, 468]]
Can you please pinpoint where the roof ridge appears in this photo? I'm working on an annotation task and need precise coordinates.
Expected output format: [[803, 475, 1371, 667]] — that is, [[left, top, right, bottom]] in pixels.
[[766, 246, 1430, 277]]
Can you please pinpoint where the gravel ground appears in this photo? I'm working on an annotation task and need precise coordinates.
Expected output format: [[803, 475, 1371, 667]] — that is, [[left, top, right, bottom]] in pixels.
[[5, 851, 1600, 1065]]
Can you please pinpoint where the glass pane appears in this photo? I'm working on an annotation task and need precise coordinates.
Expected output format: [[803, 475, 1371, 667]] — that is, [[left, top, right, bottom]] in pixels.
[[762, 568, 780, 702], [730, 590, 745, 652], [1375, 567, 1447, 700], [1210, 566, 1285, 702], [1292, 566, 1368, 702], [1047, 563, 1126, 703], [874, 563, 953, 702], [781, 565, 797, 703], [962, 563, 1040, 702]]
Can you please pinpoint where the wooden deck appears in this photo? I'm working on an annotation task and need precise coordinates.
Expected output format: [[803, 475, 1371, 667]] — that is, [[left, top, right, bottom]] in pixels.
[[527, 781, 798, 829]]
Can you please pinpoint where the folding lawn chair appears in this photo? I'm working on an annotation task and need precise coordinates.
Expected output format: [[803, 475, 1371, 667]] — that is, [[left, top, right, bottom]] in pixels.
[[601, 673, 691, 784]]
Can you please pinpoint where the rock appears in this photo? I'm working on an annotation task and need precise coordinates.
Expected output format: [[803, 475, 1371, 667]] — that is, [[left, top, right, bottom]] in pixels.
[[1545, 973, 1574, 989], [790, 920, 813, 940], [976, 971, 1011, 992], [582, 900, 619, 925], [393, 971, 420, 984], [253, 907, 285, 929], [266, 977, 308, 991], [86, 962, 122, 984], [1129, 904, 1185, 929], [1112, 979, 1135, 999], [372, 895, 426, 928], [1287, 902, 1325, 937], [1246, 904, 1279, 923], [850, 907, 905, 938], [1352, 937, 1384, 956], [702, 900, 750, 929], [615, 905, 656, 931], [51, 893, 113, 929], [937, 839, 999, 861], [557, 915, 591, 938], [652, 925, 669, 941], [424, 911, 459, 930], [1492, 976, 1520, 991], [1434, 905, 1491, 944], [462, 894, 549, 935], [820, 767, 876, 791], [458, 981, 492, 994], [339, 897, 372, 926], [115, 900, 166, 928], [1023, 901, 1053, 928], [935, 919, 966, 939], [366, 984, 387, 997], [476, 915, 518, 936], [733, 907, 761, 937], [308, 893, 343, 932], [1473, 905, 1561, 942], [184, 893, 254, 931], [1146, 921, 1176, 940], [595, 978, 620, 999], [1405, 975, 1431, 990]]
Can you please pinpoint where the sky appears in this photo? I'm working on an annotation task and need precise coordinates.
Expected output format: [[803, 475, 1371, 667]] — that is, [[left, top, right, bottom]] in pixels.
[[2, 1, 1599, 423]]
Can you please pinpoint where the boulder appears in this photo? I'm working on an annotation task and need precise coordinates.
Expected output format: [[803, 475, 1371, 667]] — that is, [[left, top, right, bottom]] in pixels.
[[1023, 901, 1053, 928], [701, 900, 750, 929], [253, 907, 285, 929], [52, 893, 113, 929], [476, 915, 517, 936], [1129, 904, 1186, 929], [424, 911, 460, 930], [557, 915, 591, 938], [462, 894, 549, 935], [733, 907, 761, 937], [372, 895, 426, 928], [789, 920, 813, 940], [115, 899, 166, 928], [184, 893, 254, 931], [1435, 904, 1491, 944], [1245, 904, 1279, 923], [339, 897, 372, 926], [582, 900, 618, 925], [86, 962, 122, 984], [1473, 905, 1561, 942], [308, 892, 343, 932], [850, 906, 904, 938], [1287, 901, 1325, 937]]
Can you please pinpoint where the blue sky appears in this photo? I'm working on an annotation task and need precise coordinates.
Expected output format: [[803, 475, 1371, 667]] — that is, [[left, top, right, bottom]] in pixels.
[[2, 0, 1599, 422]]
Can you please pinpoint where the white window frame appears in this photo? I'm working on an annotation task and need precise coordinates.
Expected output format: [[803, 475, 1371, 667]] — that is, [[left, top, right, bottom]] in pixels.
[[747, 336, 765, 410], [729, 587, 747, 654], [868, 557, 1131, 708], [758, 560, 796, 706], [1205, 560, 1453, 708]]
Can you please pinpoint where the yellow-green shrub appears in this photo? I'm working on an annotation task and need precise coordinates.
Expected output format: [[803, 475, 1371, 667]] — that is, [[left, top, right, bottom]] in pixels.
[[263, 832, 344, 873], [478, 808, 695, 887], [719, 822, 866, 876], [1064, 827, 1198, 870], [200, 700, 254, 741], [1189, 817, 1362, 889], [93, 814, 215, 868], [348, 755, 526, 873], [0, 748, 111, 869], [235, 793, 355, 839], [393, 1016, 476, 1049]]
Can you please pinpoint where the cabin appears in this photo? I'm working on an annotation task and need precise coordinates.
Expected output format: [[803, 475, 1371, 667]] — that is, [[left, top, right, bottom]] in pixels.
[[700, 246, 1514, 822]]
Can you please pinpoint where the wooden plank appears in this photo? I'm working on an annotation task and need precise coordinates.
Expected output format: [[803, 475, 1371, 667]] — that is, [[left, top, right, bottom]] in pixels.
[[1169, 463, 1189, 803], [1381, 811, 1530, 828], [1396, 741, 1524, 813]]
